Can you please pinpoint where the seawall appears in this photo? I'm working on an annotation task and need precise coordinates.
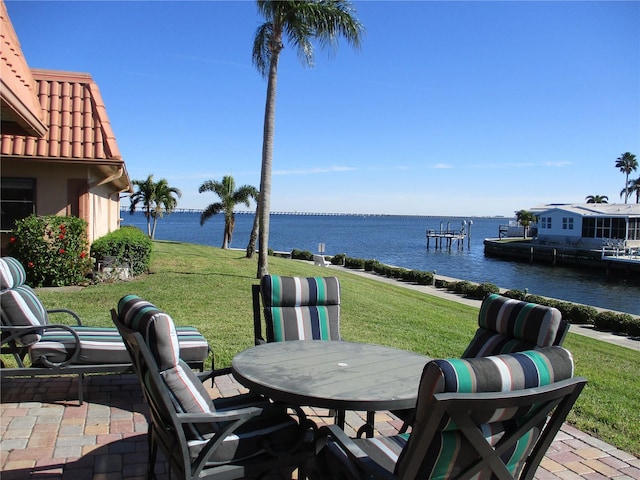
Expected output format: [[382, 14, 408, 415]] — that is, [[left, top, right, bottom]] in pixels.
[[483, 239, 640, 279]]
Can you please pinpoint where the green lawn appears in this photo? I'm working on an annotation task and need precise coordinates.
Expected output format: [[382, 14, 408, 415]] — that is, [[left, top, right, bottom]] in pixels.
[[33, 241, 640, 456]]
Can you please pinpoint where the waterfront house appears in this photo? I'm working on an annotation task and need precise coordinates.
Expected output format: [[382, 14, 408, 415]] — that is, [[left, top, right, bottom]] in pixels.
[[530, 203, 640, 250], [0, 0, 131, 251]]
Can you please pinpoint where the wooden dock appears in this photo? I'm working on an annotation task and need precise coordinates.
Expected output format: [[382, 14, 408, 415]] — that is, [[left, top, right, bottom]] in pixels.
[[426, 229, 468, 249]]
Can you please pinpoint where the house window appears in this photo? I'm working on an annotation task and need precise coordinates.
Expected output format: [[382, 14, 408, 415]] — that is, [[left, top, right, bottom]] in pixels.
[[629, 218, 640, 240], [0, 178, 36, 231], [562, 217, 574, 230], [611, 218, 626, 239], [541, 217, 552, 229], [582, 218, 595, 238]]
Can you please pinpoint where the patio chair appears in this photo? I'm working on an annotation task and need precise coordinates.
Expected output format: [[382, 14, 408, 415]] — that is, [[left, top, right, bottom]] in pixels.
[[0, 257, 209, 404], [252, 275, 362, 431], [252, 275, 341, 345], [395, 293, 571, 432], [316, 346, 587, 480], [111, 296, 315, 480], [461, 293, 570, 358]]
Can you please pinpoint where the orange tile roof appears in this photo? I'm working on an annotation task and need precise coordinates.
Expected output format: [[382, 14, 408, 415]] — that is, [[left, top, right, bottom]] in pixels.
[[0, 0, 47, 137], [1, 69, 122, 163]]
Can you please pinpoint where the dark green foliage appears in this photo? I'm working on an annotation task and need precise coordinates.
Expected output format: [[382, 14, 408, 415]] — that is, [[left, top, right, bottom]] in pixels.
[[504, 289, 527, 300], [344, 256, 366, 269], [626, 317, 640, 337], [594, 311, 618, 330], [612, 313, 635, 334], [331, 253, 346, 265], [7, 215, 92, 287], [434, 278, 449, 289], [364, 259, 380, 272], [291, 249, 313, 261], [568, 304, 598, 325], [90, 226, 152, 276], [451, 281, 473, 295], [469, 282, 500, 299]]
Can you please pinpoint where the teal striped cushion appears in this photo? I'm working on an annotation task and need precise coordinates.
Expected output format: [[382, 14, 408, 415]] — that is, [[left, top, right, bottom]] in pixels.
[[117, 295, 215, 440], [0, 257, 27, 290], [397, 346, 575, 479], [463, 294, 565, 357], [260, 275, 341, 341], [31, 326, 132, 364], [0, 285, 48, 345], [117, 294, 181, 371]]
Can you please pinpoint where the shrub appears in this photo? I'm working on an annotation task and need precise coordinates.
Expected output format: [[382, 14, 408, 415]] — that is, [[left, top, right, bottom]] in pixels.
[[469, 282, 500, 299], [568, 304, 598, 325], [594, 311, 618, 330], [554, 301, 575, 320], [7, 215, 92, 287], [90, 226, 152, 277], [626, 316, 640, 337], [344, 257, 365, 269], [364, 259, 380, 272], [612, 313, 635, 334], [331, 253, 346, 265], [524, 294, 548, 306], [504, 289, 527, 300], [290, 249, 313, 261], [452, 281, 473, 295], [415, 271, 434, 285], [434, 278, 449, 289]]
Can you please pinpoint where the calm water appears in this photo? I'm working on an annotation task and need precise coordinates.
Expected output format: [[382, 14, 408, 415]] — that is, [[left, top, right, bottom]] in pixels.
[[121, 212, 640, 315]]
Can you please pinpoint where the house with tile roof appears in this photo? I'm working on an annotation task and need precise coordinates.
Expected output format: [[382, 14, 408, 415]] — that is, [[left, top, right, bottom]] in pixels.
[[530, 203, 640, 250], [0, 0, 131, 250]]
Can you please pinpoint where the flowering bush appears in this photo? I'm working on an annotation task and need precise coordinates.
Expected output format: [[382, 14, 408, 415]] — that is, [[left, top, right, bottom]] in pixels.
[[7, 215, 92, 287]]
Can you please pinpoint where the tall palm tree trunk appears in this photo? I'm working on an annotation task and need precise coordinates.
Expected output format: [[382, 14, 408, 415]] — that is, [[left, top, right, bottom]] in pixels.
[[246, 203, 260, 258], [257, 52, 280, 278]]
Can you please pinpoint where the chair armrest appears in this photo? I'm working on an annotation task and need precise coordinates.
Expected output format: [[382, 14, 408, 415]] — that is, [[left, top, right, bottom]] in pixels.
[[317, 425, 396, 480], [47, 309, 83, 325], [0, 323, 82, 368]]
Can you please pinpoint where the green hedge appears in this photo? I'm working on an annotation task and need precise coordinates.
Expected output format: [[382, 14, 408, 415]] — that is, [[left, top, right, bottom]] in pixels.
[[90, 226, 152, 277], [7, 215, 93, 287]]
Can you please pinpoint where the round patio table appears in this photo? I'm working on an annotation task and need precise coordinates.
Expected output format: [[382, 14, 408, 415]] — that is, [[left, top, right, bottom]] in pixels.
[[231, 340, 431, 433]]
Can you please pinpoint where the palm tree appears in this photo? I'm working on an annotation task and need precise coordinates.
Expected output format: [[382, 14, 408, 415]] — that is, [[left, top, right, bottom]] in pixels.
[[129, 174, 182, 239], [585, 194, 609, 204], [621, 177, 640, 204], [515, 209, 536, 239], [245, 190, 260, 259], [615, 152, 638, 203], [199, 175, 258, 249], [252, 0, 364, 278]]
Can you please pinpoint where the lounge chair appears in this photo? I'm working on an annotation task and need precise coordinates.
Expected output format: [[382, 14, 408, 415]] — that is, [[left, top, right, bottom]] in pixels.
[[111, 296, 314, 479], [0, 257, 210, 404], [316, 346, 587, 480]]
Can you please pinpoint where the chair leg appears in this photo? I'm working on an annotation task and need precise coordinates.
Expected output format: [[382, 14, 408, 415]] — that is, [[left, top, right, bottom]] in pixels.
[[77, 373, 84, 405], [147, 429, 158, 480]]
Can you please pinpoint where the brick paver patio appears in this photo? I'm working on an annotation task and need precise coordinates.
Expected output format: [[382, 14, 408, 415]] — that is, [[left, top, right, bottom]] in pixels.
[[1, 373, 639, 479]]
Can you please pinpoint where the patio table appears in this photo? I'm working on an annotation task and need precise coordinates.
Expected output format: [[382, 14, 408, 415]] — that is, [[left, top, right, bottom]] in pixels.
[[231, 340, 430, 435]]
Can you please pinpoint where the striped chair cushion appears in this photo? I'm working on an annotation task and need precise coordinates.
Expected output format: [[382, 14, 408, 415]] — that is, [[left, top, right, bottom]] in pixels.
[[0, 257, 27, 290], [0, 285, 48, 346], [117, 295, 209, 365], [117, 294, 215, 439], [462, 294, 565, 358], [30, 326, 132, 364], [395, 346, 575, 479], [260, 275, 341, 341]]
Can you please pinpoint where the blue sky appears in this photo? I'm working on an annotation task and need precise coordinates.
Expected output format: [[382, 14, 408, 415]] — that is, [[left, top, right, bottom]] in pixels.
[[6, 1, 640, 216]]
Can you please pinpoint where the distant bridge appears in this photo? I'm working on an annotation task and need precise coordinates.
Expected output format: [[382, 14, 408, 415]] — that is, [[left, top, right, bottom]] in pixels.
[[120, 208, 444, 218]]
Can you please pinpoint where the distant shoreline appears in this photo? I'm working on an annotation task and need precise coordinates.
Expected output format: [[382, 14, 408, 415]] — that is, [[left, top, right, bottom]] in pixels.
[[119, 208, 510, 219]]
